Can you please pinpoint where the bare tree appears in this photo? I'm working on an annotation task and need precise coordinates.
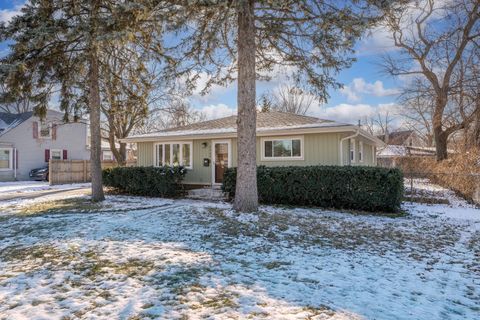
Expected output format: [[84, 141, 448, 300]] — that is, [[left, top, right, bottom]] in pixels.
[[383, 0, 480, 160], [100, 42, 153, 165], [270, 85, 314, 115], [134, 99, 206, 134], [361, 109, 395, 139]]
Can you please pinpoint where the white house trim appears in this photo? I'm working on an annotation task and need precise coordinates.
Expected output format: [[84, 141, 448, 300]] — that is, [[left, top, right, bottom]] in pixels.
[[153, 141, 193, 169], [0, 147, 13, 171], [211, 139, 232, 186], [260, 136, 304, 161]]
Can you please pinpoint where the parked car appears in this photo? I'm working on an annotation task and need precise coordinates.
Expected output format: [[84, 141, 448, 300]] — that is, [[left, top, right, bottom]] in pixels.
[[29, 165, 49, 181]]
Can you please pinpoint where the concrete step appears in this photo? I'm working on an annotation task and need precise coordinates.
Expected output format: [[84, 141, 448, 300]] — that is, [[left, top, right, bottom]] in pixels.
[[187, 187, 227, 201]]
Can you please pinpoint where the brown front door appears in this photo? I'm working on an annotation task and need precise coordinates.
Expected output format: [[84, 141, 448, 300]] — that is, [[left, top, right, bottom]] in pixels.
[[214, 143, 229, 183]]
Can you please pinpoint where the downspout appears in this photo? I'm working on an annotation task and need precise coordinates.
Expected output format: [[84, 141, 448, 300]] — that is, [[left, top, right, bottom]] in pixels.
[[13, 148, 17, 180], [339, 130, 359, 166]]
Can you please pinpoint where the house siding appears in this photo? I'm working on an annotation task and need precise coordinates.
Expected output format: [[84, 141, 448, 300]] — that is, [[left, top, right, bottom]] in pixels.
[[0, 110, 90, 181], [136, 131, 377, 185]]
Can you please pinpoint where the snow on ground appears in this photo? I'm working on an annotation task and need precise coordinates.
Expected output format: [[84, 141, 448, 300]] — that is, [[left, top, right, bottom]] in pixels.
[[0, 181, 90, 194], [0, 180, 479, 319]]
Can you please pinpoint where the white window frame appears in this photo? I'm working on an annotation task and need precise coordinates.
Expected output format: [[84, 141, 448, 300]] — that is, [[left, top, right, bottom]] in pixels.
[[50, 149, 63, 160], [350, 139, 356, 163], [0, 147, 13, 171], [102, 150, 114, 161], [359, 141, 364, 163], [39, 121, 52, 139], [261, 136, 304, 161], [153, 141, 193, 169]]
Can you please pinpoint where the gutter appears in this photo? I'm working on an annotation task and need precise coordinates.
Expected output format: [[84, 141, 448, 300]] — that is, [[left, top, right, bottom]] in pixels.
[[339, 130, 359, 166]]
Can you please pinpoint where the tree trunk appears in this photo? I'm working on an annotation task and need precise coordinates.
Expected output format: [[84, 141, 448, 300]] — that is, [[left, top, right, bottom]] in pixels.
[[433, 126, 448, 161], [234, 0, 258, 212], [433, 96, 448, 161], [89, 44, 105, 202]]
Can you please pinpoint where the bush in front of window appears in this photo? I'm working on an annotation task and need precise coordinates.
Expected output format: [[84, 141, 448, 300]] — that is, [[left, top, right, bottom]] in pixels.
[[222, 166, 404, 213], [102, 166, 187, 197]]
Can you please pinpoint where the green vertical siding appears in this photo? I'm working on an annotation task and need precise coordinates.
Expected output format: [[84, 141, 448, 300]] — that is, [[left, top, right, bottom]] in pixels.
[[137, 142, 153, 166], [183, 140, 212, 184], [135, 132, 378, 184], [256, 133, 342, 166]]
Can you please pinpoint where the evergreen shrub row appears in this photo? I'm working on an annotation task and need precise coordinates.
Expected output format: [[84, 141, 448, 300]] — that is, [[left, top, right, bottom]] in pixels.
[[222, 165, 403, 212], [103, 166, 186, 197]]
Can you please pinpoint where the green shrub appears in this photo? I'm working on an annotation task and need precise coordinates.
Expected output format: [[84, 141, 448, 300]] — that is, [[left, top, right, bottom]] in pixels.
[[103, 166, 187, 197], [223, 166, 404, 213]]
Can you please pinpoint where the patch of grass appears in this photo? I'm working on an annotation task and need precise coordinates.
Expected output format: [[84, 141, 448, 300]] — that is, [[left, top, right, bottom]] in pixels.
[[263, 260, 292, 270], [17, 198, 107, 215], [201, 294, 238, 309]]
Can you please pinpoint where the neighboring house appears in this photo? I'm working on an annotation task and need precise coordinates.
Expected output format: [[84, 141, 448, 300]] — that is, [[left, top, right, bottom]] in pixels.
[[376, 130, 435, 168], [122, 111, 384, 186], [0, 110, 125, 181], [377, 130, 425, 147]]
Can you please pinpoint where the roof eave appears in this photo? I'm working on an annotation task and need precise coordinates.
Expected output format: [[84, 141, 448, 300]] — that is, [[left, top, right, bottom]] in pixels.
[[121, 125, 384, 144]]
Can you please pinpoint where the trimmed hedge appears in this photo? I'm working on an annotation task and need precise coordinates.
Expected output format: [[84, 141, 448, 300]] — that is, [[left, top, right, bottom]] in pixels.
[[103, 166, 187, 197], [223, 166, 403, 213]]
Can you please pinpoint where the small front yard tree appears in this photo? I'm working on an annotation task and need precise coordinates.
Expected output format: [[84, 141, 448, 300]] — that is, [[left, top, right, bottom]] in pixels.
[[0, 0, 165, 201], [164, 0, 394, 212]]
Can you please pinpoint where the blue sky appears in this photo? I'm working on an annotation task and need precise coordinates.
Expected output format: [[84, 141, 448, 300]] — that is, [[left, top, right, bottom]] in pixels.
[[0, 0, 403, 126]]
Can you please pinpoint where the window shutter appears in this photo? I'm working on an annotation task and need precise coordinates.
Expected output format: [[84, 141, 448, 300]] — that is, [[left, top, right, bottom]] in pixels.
[[33, 122, 38, 139], [45, 149, 50, 162], [52, 124, 57, 140], [63, 150, 67, 160]]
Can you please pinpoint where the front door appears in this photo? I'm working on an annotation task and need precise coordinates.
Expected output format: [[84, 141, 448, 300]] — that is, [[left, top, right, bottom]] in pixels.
[[213, 141, 229, 184]]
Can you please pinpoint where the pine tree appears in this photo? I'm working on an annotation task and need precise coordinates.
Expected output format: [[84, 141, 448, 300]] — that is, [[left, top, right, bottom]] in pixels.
[[0, 0, 165, 201], [163, 0, 393, 212]]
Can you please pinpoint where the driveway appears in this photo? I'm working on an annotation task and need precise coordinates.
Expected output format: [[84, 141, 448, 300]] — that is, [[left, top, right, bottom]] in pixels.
[[0, 181, 91, 202]]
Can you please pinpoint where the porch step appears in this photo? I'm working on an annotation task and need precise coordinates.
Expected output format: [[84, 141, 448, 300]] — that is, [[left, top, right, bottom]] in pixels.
[[186, 187, 228, 201]]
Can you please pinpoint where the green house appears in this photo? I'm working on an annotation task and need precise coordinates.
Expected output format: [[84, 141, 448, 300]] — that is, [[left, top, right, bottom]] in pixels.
[[122, 111, 384, 186]]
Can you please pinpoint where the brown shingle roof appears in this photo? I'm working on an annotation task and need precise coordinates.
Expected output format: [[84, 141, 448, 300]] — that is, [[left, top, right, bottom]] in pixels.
[[377, 130, 414, 145], [163, 111, 337, 133]]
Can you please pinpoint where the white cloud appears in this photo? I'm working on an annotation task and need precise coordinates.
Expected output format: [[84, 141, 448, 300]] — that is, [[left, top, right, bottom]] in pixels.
[[0, 4, 24, 24], [340, 78, 400, 102], [199, 103, 236, 120]]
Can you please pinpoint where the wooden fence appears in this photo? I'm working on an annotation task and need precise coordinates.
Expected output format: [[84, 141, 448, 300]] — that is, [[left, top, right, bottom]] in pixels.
[[49, 159, 136, 185]]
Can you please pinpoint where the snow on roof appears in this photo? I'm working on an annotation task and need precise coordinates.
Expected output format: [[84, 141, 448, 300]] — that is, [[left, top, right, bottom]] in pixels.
[[377, 145, 437, 157]]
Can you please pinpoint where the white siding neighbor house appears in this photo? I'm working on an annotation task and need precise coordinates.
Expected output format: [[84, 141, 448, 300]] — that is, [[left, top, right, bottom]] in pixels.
[[0, 110, 91, 181]]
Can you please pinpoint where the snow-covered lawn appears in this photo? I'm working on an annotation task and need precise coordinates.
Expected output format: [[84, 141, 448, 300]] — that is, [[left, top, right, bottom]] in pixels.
[[0, 181, 479, 319]]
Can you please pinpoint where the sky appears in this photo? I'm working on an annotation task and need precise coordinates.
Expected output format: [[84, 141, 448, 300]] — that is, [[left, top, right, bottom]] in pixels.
[[0, 0, 405, 126]]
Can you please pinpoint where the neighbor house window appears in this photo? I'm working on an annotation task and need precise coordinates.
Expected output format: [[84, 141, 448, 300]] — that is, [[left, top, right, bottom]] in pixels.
[[50, 149, 63, 160], [103, 151, 114, 161], [0, 148, 12, 170], [154, 142, 192, 169], [359, 141, 363, 163], [262, 137, 303, 160], [350, 139, 356, 163], [39, 122, 51, 139]]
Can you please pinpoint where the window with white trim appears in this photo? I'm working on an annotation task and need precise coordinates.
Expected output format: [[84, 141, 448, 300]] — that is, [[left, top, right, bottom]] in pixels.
[[350, 139, 356, 163], [103, 151, 114, 161], [39, 121, 51, 139], [154, 142, 192, 169], [50, 149, 63, 160], [359, 141, 363, 163], [0, 148, 12, 170], [262, 137, 303, 160]]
